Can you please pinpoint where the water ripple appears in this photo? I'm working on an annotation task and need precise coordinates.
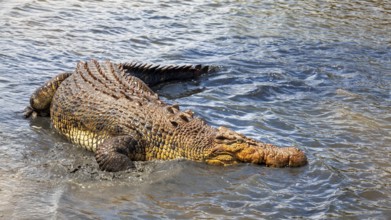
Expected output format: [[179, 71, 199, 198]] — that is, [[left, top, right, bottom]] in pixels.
[[0, 0, 390, 219]]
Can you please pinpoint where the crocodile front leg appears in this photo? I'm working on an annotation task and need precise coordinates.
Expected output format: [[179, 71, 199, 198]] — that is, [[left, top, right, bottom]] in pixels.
[[95, 136, 146, 172], [24, 72, 72, 118]]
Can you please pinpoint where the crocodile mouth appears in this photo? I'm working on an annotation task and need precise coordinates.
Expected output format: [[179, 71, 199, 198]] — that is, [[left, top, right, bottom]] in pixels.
[[205, 152, 239, 166]]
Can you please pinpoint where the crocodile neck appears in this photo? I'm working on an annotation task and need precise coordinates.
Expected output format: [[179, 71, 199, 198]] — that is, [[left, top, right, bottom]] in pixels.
[[145, 117, 217, 161], [125, 102, 217, 162]]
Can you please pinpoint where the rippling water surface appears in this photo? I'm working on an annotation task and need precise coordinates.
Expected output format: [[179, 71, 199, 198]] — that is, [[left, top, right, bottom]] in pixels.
[[1, 0, 390, 219]]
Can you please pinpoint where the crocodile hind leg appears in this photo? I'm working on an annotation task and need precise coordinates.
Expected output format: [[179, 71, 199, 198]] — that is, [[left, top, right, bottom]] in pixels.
[[95, 136, 145, 172], [24, 73, 72, 118]]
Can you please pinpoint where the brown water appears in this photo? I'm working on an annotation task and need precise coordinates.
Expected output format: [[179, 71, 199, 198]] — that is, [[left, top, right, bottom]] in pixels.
[[0, 0, 390, 219]]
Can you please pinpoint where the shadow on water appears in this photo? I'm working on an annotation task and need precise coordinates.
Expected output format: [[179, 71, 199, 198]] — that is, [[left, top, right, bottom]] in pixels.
[[0, 0, 390, 219]]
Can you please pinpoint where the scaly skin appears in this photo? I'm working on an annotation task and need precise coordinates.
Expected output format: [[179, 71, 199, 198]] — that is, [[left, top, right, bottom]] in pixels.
[[25, 60, 307, 172]]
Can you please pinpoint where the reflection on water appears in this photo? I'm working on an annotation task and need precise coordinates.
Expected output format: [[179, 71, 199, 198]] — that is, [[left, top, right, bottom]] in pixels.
[[0, 0, 390, 219]]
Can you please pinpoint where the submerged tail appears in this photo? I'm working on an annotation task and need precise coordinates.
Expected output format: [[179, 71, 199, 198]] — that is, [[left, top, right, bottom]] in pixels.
[[120, 62, 217, 87]]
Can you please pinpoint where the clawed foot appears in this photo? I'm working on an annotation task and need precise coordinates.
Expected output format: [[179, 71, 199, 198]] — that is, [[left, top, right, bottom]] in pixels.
[[23, 106, 49, 119], [23, 106, 36, 118], [96, 152, 135, 172]]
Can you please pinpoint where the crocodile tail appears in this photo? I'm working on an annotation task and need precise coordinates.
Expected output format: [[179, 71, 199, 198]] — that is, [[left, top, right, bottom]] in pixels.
[[119, 62, 217, 87]]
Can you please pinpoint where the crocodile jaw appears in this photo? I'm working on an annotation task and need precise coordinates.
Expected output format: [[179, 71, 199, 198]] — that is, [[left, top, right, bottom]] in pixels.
[[205, 126, 308, 167]]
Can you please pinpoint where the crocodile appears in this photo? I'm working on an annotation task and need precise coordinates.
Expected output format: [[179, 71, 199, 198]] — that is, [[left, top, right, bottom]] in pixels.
[[24, 60, 307, 172]]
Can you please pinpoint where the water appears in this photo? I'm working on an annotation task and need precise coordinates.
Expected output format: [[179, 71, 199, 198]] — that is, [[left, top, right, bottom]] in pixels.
[[0, 0, 390, 219]]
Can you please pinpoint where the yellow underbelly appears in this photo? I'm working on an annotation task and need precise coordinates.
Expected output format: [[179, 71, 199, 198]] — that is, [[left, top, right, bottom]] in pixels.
[[58, 125, 107, 152]]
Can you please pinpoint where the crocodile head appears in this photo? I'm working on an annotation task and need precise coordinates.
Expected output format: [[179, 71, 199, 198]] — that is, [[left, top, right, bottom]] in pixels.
[[205, 126, 307, 167]]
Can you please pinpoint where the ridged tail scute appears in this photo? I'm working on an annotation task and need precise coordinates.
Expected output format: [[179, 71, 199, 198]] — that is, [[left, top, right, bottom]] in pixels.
[[120, 62, 217, 86], [75, 60, 158, 102]]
